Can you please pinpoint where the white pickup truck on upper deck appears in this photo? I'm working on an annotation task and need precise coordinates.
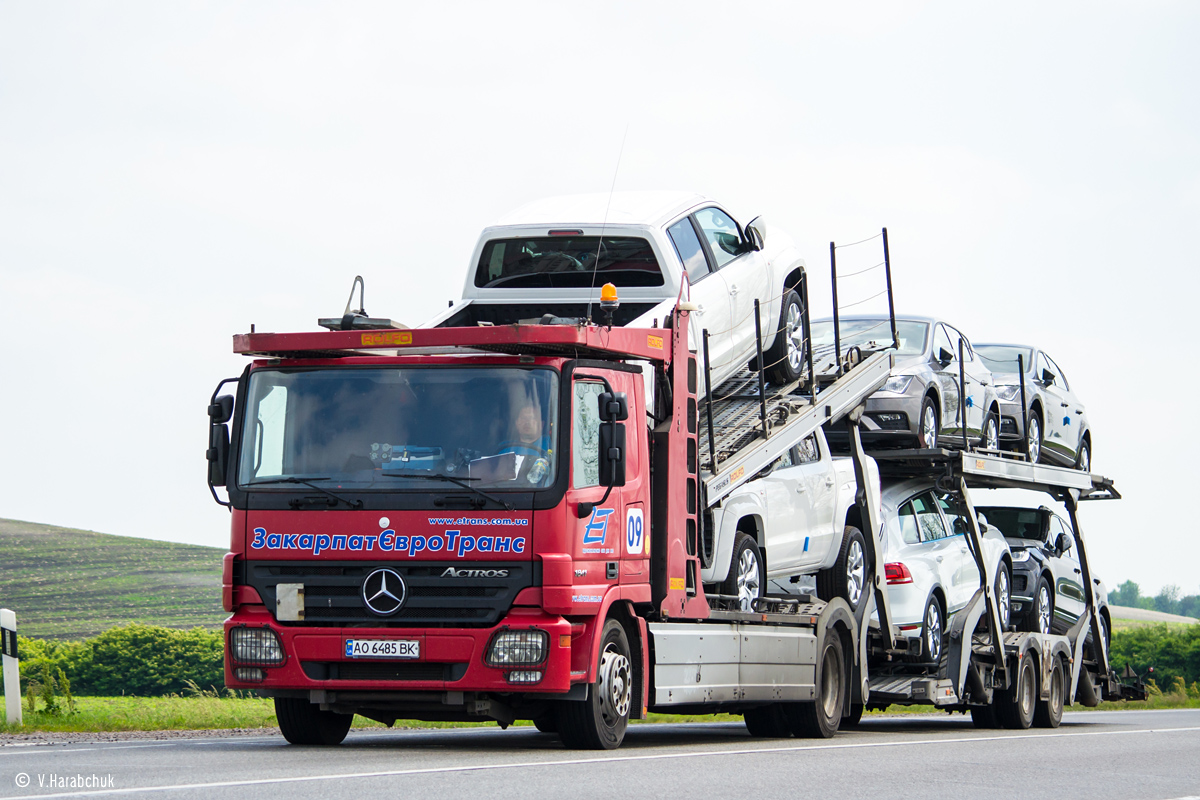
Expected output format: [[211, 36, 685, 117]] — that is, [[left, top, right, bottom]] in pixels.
[[424, 191, 810, 392], [705, 425, 880, 612]]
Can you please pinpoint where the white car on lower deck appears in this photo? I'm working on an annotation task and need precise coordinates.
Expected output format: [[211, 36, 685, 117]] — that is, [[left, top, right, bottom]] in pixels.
[[878, 479, 1013, 662], [424, 191, 811, 393], [702, 426, 880, 612]]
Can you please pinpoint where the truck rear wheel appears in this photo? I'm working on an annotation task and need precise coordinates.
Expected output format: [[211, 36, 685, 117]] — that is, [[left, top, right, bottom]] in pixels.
[[557, 619, 633, 750], [274, 697, 353, 745], [782, 632, 844, 738], [743, 705, 792, 737], [817, 527, 868, 613], [1033, 656, 1065, 728], [996, 655, 1038, 729]]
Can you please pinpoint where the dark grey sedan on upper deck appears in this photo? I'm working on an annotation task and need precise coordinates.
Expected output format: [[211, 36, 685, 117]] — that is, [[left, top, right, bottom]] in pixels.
[[973, 343, 1092, 471], [814, 315, 1002, 451]]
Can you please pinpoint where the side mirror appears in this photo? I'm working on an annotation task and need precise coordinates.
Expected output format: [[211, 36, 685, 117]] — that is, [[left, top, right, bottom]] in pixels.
[[598, 421, 626, 487], [597, 391, 628, 422], [1055, 532, 1070, 555], [1041, 368, 1056, 385], [744, 216, 766, 251], [207, 394, 235, 487], [938, 347, 954, 366]]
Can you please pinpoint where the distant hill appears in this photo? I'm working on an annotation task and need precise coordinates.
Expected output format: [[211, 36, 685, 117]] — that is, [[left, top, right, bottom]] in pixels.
[[0, 518, 227, 640]]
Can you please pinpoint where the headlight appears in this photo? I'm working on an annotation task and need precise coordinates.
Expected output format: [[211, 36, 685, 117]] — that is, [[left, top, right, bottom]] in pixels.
[[995, 385, 1021, 402], [229, 626, 285, 666], [486, 629, 548, 667], [882, 375, 913, 394]]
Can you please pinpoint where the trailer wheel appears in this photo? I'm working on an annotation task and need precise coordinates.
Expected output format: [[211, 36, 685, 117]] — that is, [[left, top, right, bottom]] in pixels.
[[997, 654, 1038, 729], [1034, 657, 1065, 728], [969, 703, 1000, 729], [782, 632, 844, 738], [721, 532, 764, 612], [817, 527, 868, 612], [274, 697, 353, 745], [743, 705, 792, 738], [556, 619, 633, 750], [764, 290, 806, 385]]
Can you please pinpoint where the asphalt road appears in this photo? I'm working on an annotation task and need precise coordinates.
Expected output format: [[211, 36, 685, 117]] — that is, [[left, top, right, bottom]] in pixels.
[[1, 709, 1198, 800]]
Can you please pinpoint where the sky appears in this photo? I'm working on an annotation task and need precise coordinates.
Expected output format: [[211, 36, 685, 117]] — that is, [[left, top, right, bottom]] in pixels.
[[1, 2, 1197, 596]]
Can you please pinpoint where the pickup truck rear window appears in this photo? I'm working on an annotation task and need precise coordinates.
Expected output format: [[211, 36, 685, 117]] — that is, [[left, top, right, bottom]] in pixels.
[[474, 236, 664, 289]]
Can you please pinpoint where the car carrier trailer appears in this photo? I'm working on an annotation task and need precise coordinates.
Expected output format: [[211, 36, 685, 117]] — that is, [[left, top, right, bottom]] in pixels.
[[208, 278, 1137, 751]]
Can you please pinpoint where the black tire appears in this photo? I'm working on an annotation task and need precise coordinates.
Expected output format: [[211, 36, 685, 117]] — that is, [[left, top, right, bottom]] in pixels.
[[920, 593, 945, 663], [996, 655, 1038, 730], [994, 562, 1012, 632], [970, 703, 1001, 729], [1034, 657, 1065, 728], [782, 632, 844, 738], [532, 714, 558, 733], [843, 703, 864, 728], [1021, 576, 1054, 635], [817, 527, 869, 613], [984, 408, 1000, 452], [556, 619, 633, 750], [1026, 412, 1043, 464], [274, 697, 353, 745], [1076, 438, 1091, 473], [917, 395, 939, 449], [721, 531, 764, 612], [743, 705, 792, 738], [764, 290, 806, 385]]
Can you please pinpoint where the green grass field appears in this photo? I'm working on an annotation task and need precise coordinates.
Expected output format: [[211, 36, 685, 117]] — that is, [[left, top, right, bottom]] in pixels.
[[0, 518, 227, 640]]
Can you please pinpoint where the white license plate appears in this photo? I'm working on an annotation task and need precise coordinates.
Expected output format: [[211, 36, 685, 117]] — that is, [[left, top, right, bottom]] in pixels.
[[344, 639, 420, 659]]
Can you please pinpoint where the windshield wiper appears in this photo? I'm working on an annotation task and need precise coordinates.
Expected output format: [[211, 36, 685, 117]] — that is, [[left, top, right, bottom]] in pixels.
[[246, 477, 363, 509], [383, 471, 514, 512]]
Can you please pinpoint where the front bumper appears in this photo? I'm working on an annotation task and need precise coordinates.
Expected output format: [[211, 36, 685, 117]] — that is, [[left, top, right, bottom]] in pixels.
[[224, 605, 574, 696]]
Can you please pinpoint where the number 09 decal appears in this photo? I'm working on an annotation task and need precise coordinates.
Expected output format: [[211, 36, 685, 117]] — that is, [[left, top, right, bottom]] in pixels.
[[626, 508, 646, 556]]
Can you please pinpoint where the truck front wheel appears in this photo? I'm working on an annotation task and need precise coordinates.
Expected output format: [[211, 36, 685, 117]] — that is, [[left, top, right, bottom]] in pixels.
[[557, 619, 633, 750], [274, 697, 353, 745]]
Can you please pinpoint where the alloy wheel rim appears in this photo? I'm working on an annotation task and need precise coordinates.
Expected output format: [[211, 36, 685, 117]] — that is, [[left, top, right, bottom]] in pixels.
[[737, 548, 761, 611], [986, 417, 999, 451], [845, 540, 865, 607], [785, 302, 803, 370], [1078, 444, 1090, 472], [1038, 586, 1052, 634], [1028, 418, 1041, 463], [926, 601, 942, 661], [598, 643, 632, 723], [997, 569, 1010, 629], [923, 406, 938, 448]]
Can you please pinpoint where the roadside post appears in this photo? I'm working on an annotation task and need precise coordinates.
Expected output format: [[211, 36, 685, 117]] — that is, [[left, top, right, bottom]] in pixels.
[[1, 608, 20, 725]]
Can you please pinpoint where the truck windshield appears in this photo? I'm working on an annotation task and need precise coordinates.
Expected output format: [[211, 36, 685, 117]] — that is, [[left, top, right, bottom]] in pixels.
[[474, 236, 664, 289], [237, 367, 559, 490], [810, 319, 928, 356]]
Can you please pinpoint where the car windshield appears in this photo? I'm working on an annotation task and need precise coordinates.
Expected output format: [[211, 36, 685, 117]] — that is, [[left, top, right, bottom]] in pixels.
[[237, 367, 559, 490], [975, 345, 1033, 374], [809, 319, 929, 356], [976, 507, 1045, 541], [474, 236, 664, 289]]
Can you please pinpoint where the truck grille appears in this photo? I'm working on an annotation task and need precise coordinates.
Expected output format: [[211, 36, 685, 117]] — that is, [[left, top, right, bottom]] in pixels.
[[246, 561, 538, 628], [301, 661, 466, 682]]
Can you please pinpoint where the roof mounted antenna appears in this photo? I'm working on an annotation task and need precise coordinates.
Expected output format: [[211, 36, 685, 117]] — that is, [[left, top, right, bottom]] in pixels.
[[318, 275, 405, 331], [586, 125, 629, 325]]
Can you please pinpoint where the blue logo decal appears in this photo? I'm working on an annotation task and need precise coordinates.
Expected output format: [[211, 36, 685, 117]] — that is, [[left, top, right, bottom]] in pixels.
[[803, 536, 809, 553], [583, 507, 614, 544], [965, 396, 975, 408], [1063, 416, 1071, 426]]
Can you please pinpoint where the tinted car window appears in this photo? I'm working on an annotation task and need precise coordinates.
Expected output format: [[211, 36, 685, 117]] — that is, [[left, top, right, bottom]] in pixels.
[[474, 236, 664, 289], [898, 501, 921, 544], [667, 218, 710, 282], [911, 493, 948, 541], [977, 506, 1044, 541], [694, 207, 743, 270], [797, 434, 820, 464], [936, 493, 972, 536]]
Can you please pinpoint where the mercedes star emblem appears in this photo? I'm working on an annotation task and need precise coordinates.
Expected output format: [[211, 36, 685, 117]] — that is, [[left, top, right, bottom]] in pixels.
[[361, 568, 406, 616]]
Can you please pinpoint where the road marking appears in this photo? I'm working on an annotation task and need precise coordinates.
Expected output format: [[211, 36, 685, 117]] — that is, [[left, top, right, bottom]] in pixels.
[[6, 724, 1200, 799]]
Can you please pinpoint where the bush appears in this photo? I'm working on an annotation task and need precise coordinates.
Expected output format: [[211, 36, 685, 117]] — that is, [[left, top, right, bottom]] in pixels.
[[1109, 623, 1200, 689], [4, 624, 224, 698]]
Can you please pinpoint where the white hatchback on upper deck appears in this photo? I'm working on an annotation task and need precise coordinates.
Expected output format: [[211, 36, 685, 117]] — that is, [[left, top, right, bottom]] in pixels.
[[427, 191, 810, 392]]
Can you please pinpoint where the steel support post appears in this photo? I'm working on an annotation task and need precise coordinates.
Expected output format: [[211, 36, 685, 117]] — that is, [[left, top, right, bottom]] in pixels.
[[955, 477, 1009, 687], [882, 228, 899, 351]]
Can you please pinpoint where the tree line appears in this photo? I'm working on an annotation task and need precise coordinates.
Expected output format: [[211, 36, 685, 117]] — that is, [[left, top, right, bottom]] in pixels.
[[1108, 580, 1200, 619]]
